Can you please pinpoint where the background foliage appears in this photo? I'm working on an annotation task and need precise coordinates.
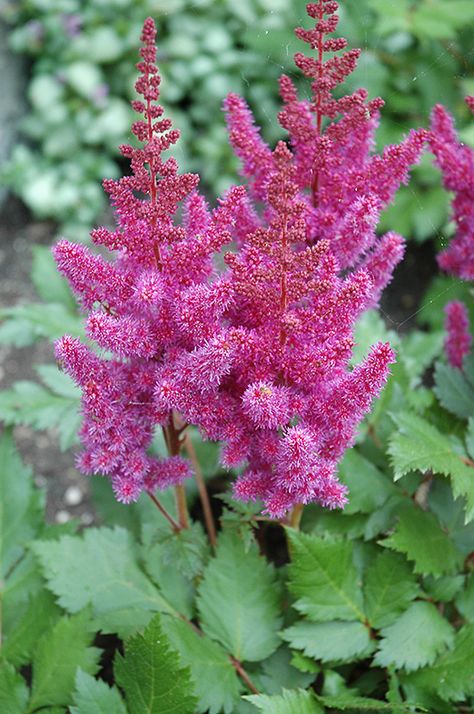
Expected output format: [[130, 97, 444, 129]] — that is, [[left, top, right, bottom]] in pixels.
[[1, 0, 474, 238]]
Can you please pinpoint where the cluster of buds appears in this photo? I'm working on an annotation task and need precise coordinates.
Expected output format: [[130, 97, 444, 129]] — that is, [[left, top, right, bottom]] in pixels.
[[55, 4, 424, 517]]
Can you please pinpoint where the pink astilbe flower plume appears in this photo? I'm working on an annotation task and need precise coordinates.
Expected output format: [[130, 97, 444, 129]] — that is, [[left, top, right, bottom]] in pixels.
[[430, 100, 474, 280], [444, 301, 471, 369], [55, 9, 411, 519]]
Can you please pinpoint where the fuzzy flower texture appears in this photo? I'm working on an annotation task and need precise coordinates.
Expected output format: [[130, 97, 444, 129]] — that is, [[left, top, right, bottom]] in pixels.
[[54, 5, 425, 517]]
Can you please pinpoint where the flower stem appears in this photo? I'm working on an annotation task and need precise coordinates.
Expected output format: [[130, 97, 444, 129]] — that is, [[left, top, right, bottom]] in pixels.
[[174, 483, 190, 530], [289, 502, 304, 529], [147, 491, 181, 532], [184, 433, 217, 548], [229, 656, 260, 694]]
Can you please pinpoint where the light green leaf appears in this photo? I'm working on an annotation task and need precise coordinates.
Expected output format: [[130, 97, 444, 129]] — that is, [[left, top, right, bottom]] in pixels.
[[0, 662, 29, 714], [402, 624, 474, 701], [388, 411, 474, 522], [363, 551, 420, 628], [374, 602, 454, 672], [465, 417, 474, 460], [434, 362, 474, 419], [29, 610, 101, 711], [253, 646, 315, 695], [33, 527, 177, 637], [455, 574, 474, 622], [0, 303, 84, 345], [197, 530, 281, 661], [31, 245, 76, 310], [115, 614, 197, 714], [70, 670, 127, 714], [0, 430, 43, 578], [422, 574, 465, 603], [381, 508, 464, 576], [0, 379, 81, 451], [287, 530, 365, 622], [245, 688, 324, 713], [162, 616, 241, 714], [282, 620, 374, 663], [338, 450, 397, 515]]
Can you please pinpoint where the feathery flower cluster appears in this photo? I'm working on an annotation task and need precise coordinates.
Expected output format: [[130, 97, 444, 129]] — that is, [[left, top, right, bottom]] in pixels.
[[430, 99, 474, 280], [54, 6, 420, 517], [444, 301, 471, 370]]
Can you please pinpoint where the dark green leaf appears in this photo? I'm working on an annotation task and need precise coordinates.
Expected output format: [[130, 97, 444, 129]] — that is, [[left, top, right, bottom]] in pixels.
[[3, 589, 61, 667], [455, 574, 474, 622], [338, 450, 397, 515], [434, 362, 474, 419], [115, 614, 197, 714], [0, 662, 28, 714]]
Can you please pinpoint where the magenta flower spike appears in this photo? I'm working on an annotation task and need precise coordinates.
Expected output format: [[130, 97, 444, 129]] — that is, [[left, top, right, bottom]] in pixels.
[[55, 7, 421, 519], [444, 301, 471, 369], [430, 99, 474, 280]]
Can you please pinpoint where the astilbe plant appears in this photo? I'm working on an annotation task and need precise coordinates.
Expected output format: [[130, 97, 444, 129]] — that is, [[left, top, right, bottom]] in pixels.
[[54, 4, 425, 527]]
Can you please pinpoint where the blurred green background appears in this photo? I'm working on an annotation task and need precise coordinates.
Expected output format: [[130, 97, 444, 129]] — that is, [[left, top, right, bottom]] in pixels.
[[1, 0, 474, 241]]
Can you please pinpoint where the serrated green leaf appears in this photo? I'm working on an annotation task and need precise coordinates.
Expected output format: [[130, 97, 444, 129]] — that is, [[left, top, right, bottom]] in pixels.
[[36, 364, 81, 398], [31, 245, 76, 309], [455, 574, 474, 622], [0, 430, 43, 578], [422, 574, 465, 603], [0, 379, 81, 451], [363, 551, 420, 628], [162, 616, 241, 714], [245, 688, 324, 713], [33, 527, 178, 637], [197, 530, 281, 661], [3, 588, 61, 667], [287, 530, 365, 622], [253, 645, 315, 695], [381, 508, 464, 576], [0, 662, 29, 714], [115, 614, 197, 714], [29, 610, 101, 711], [70, 670, 127, 714], [374, 601, 454, 672], [147, 522, 209, 579], [434, 362, 474, 419], [388, 412, 474, 522], [317, 693, 417, 711], [400, 331, 443, 381], [465, 417, 474, 460], [282, 620, 374, 663], [402, 624, 474, 701], [338, 450, 397, 515]]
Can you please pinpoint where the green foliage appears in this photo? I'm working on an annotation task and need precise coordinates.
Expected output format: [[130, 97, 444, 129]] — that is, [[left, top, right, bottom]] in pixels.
[[246, 688, 324, 713], [0, 662, 29, 714], [70, 670, 127, 714], [115, 614, 197, 714], [363, 552, 420, 629], [282, 621, 375, 663], [197, 530, 282, 661]]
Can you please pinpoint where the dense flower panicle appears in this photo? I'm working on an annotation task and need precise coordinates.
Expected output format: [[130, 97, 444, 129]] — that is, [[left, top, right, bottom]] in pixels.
[[444, 301, 471, 369], [55, 11, 407, 516], [431, 102, 474, 279]]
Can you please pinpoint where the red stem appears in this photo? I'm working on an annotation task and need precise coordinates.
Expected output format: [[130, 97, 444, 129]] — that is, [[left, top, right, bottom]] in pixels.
[[147, 491, 181, 532]]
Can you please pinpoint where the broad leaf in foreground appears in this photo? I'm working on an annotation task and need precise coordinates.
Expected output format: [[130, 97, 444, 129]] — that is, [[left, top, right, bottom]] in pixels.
[[337, 450, 397, 515], [281, 620, 374, 663], [402, 624, 474, 701], [28, 610, 101, 711], [3, 588, 61, 667], [197, 530, 281, 661], [0, 429, 42, 577], [374, 601, 454, 671], [245, 688, 324, 713], [381, 508, 463, 576], [317, 693, 417, 711], [287, 530, 365, 622], [115, 614, 197, 714], [363, 551, 420, 628], [162, 616, 241, 714], [70, 670, 127, 714], [388, 411, 474, 521], [0, 662, 29, 714], [33, 526, 175, 636]]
